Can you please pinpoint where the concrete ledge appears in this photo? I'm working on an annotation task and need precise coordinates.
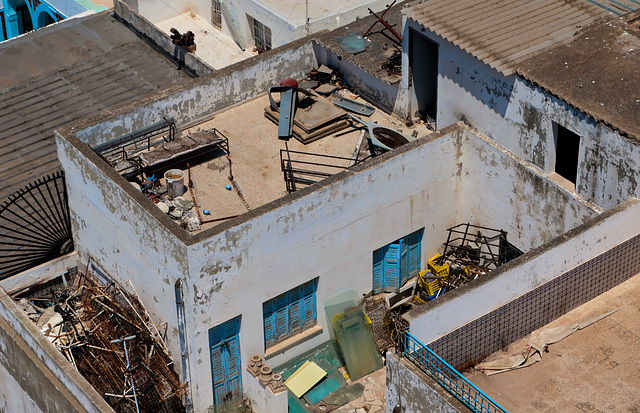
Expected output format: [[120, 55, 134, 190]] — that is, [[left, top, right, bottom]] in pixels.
[[0, 251, 78, 295], [113, 0, 214, 77], [386, 350, 468, 413], [264, 325, 323, 360]]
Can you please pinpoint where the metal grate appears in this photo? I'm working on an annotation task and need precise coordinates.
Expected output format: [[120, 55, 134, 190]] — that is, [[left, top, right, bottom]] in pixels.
[[211, 0, 222, 29], [403, 332, 508, 413], [426, 233, 640, 371], [0, 171, 73, 280]]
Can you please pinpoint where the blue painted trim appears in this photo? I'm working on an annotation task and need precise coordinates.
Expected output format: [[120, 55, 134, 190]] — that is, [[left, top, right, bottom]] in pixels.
[[263, 278, 318, 348], [209, 317, 243, 408], [582, 0, 621, 15], [404, 332, 508, 413], [607, 0, 634, 11], [373, 228, 423, 293]]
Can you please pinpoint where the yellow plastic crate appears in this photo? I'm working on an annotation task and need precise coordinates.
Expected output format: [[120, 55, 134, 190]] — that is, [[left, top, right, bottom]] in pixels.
[[418, 270, 441, 297], [427, 254, 450, 280]]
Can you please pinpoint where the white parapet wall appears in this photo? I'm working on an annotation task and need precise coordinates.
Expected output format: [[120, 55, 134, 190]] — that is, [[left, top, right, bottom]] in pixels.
[[184, 125, 465, 410], [57, 113, 605, 411], [0, 251, 78, 295], [406, 197, 640, 345], [386, 350, 466, 413], [72, 37, 319, 147]]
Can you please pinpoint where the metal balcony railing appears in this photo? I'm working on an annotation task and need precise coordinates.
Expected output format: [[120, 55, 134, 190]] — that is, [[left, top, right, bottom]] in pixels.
[[403, 332, 508, 413]]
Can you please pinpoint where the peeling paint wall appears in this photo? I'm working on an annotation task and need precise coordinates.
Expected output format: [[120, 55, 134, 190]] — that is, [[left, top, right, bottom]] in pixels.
[[184, 130, 464, 412], [386, 351, 465, 413], [243, 376, 287, 413], [459, 129, 601, 251], [59, 117, 602, 412], [406, 198, 640, 345], [404, 20, 640, 212], [73, 39, 319, 147], [55, 134, 189, 378], [313, 42, 400, 114], [404, 21, 550, 170]]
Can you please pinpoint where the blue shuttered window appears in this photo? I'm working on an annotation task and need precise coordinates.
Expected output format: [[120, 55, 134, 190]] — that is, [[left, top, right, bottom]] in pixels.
[[372, 248, 384, 294], [373, 228, 424, 293], [407, 230, 422, 278], [385, 243, 401, 292], [209, 317, 242, 407], [263, 278, 318, 349]]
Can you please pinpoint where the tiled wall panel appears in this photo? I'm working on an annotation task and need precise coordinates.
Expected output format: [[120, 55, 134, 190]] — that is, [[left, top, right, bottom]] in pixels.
[[426, 234, 640, 370]]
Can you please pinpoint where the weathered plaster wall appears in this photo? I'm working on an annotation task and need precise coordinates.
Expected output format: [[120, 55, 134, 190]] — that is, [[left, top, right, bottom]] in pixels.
[[386, 351, 466, 413], [0, 252, 77, 295], [0, 289, 114, 413], [243, 375, 287, 413], [123, 0, 188, 23], [184, 128, 465, 412], [192, 0, 389, 49], [60, 115, 602, 412], [55, 133, 189, 378], [404, 20, 640, 212], [73, 38, 318, 147], [459, 129, 601, 251], [406, 198, 640, 345], [313, 42, 400, 114], [114, 0, 214, 77]]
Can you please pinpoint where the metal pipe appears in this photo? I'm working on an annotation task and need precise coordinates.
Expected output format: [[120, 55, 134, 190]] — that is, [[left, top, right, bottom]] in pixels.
[[175, 279, 194, 413], [111, 335, 140, 413], [367, 6, 402, 42]]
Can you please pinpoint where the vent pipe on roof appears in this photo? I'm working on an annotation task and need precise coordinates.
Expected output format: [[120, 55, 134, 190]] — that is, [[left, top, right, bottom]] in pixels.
[[175, 278, 194, 413]]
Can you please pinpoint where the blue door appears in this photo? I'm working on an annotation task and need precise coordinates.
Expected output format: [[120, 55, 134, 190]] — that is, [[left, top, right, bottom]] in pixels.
[[373, 228, 424, 293], [209, 317, 242, 410]]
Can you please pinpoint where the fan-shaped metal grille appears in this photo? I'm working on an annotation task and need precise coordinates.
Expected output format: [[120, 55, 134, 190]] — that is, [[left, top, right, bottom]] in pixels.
[[0, 171, 73, 280]]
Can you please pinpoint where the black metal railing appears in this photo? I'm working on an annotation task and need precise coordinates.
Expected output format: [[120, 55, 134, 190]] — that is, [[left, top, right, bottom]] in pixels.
[[280, 149, 368, 193], [0, 171, 73, 279]]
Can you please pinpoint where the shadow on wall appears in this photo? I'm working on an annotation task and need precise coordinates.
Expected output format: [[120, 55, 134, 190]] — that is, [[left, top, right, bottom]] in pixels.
[[441, 51, 515, 118], [124, 0, 139, 11], [411, 27, 516, 119]]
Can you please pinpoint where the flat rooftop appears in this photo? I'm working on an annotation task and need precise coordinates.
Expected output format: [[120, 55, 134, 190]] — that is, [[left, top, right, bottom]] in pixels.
[[147, 90, 429, 232], [155, 12, 254, 70], [260, 0, 386, 27], [0, 12, 191, 203], [315, 1, 403, 85], [465, 270, 640, 412], [518, 12, 640, 142]]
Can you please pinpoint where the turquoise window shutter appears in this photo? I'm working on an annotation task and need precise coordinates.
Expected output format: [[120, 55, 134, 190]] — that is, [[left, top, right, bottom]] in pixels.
[[384, 243, 401, 292]]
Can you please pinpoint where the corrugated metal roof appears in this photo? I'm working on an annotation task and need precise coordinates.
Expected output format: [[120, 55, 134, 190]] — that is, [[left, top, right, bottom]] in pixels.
[[0, 14, 191, 203], [404, 0, 613, 75]]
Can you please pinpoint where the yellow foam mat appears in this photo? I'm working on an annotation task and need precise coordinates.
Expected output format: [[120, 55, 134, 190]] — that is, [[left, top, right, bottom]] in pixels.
[[284, 361, 327, 398]]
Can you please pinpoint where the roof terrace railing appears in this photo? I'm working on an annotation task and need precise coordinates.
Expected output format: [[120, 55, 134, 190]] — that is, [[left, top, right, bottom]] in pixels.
[[403, 332, 508, 413]]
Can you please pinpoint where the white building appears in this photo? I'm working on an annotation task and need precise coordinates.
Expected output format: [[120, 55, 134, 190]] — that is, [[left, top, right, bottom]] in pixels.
[[2, 0, 640, 412]]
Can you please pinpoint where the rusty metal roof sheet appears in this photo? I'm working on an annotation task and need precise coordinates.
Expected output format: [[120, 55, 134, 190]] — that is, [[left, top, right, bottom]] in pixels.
[[404, 0, 613, 75]]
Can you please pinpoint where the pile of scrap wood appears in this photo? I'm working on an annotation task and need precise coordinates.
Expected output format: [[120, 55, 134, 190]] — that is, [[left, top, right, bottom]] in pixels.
[[15, 265, 185, 413]]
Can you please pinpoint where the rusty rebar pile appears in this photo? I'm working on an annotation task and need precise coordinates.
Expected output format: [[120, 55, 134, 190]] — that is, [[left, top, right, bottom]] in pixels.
[[17, 271, 185, 413]]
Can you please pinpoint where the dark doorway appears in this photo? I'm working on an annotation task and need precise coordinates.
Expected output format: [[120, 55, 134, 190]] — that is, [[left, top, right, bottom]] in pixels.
[[16, 4, 33, 34], [0, 12, 7, 40], [554, 123, 581, 185], [410, 30, 438, 122], [37, 11, 55, 28]]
